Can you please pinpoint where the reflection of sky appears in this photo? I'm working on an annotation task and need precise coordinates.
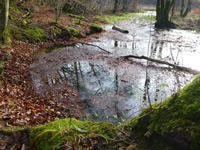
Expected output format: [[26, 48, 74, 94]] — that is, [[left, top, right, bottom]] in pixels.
[[95, 23, 200, 71]]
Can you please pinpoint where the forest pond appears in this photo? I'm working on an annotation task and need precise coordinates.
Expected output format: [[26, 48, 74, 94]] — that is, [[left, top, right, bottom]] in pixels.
[[30, 12, 200, 125]]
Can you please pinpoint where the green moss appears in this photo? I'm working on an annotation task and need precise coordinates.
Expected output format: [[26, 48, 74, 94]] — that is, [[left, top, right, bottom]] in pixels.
[[30, 118, 118, 150], [1, 27, 12, 45], [0, 61, 4, 77], [67, 27, 79, 37], [50, 21, 59, 25], [58, 26, 79, 38], [9, 24, 47, 43], [95, 15, 130, 23], [131, 13, 156, 21], [66, 13, 86, 20], [22, 19, 28, 26], [90, 24, 103, 33], [73, 19, 83, 25]]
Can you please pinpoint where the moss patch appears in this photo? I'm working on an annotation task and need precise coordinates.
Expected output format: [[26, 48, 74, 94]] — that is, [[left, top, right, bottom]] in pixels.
[[30, 118, 118, 150], [1, 27, 12, 45], [90, 24, 103, 33], [0, 61, 4, 77], [55, 25, 79, 38], [8, 24, 46, 43]]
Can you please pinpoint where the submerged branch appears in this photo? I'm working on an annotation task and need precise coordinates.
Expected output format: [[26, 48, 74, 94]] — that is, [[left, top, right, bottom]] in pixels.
[[53, 42, 111, 54], [77, 42, 111, 53], [124, 55, 200, 75]]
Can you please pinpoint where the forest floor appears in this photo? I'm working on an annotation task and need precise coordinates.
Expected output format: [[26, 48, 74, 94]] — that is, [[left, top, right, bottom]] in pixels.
[[0, 2, 200, 150]]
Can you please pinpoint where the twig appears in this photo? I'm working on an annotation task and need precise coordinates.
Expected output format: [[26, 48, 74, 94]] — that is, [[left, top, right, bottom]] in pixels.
[[117, 128, 130, 137], [54, 42, 111, 54], [77, 42, 111, 53], [129, 110, 153, 124]]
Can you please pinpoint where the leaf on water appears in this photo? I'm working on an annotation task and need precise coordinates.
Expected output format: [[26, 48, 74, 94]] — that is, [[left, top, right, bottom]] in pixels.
[[94, 113, 99, 118], [157, 83, 169, 88], [113, 114, 118, 119]]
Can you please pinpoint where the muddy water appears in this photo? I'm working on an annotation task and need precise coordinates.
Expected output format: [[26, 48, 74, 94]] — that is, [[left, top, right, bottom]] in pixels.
[[30, 13, 200, 125]]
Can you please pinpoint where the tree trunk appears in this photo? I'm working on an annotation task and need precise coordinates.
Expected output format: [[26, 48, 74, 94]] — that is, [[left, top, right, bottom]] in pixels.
[[0, 0, 9, 35], [113, 0, 119, 14], [155, 0, 177, 28], [180, 0, 185, 16], [180, 0, 191, 17]]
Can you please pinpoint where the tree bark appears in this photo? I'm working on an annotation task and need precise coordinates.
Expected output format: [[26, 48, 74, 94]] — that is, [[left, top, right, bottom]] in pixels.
[[180, 0, 191, 17], [113, 0, 119, 14], [0, 0, 9, 35], [155, 0, 177, 29]]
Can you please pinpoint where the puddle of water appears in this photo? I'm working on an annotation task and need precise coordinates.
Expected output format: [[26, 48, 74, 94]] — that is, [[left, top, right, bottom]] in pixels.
[[38, 60, 193, 125], [30, 12, 199, 125]]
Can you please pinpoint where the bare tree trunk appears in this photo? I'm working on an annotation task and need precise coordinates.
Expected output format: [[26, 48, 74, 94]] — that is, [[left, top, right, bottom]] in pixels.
[[55, 0, 64, 23], [113, 0, 119, 14], [155, 0, 177, 28], [180, 0, 191, 17], [0, 0, 9, 35]]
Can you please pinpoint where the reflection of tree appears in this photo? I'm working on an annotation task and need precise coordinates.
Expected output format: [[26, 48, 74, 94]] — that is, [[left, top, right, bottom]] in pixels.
[[74, 62, 80, 90], [89, 63, 103, 95], [143, 77, 150, 105], [150, 39, 164, 59], [115, 70, 119, 95]]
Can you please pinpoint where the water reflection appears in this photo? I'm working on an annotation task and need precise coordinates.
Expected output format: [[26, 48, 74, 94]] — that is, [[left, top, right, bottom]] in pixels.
[[42, 61, 193, 125], [96, 22, 200, 70]]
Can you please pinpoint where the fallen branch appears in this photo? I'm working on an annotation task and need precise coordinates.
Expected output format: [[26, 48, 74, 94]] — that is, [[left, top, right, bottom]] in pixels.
[[112, 26, 129, 34], [52, 42, 111, 54], [77, 42, 111, 53], [124, 55, 200, 75]]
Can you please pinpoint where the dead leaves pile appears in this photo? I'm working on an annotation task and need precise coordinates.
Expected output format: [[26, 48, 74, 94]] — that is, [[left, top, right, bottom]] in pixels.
[[0, 41, 81, 126]]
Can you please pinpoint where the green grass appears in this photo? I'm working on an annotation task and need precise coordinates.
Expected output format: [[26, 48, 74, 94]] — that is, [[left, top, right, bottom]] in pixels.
[[95, 12, 156, 23], [95, 14, 130, 23], [130, 13, 156, 21]]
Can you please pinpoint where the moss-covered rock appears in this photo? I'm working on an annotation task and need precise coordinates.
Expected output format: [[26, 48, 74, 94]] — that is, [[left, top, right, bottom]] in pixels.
[[126, 75, 200, 150], [30, 118, 118, 150], [8, 24, 46, 43], [90, 24, 103, 33], [52, 25, 79, 39]]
